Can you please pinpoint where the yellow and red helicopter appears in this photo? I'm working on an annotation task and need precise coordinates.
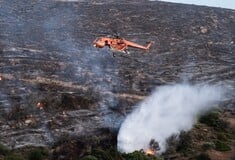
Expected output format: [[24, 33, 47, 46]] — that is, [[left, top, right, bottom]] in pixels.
[[93, 34, 153, 56]]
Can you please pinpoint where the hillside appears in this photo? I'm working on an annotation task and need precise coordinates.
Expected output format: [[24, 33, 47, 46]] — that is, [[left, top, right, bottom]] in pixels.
[[0, 0, 234, 159]]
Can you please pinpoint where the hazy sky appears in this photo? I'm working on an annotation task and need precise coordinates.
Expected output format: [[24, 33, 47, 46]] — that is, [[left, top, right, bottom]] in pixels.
[[161, 0, 235, 10]]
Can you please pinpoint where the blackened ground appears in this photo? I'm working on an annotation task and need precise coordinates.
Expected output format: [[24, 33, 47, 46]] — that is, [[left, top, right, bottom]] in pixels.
[[0, 0, 234, 156]]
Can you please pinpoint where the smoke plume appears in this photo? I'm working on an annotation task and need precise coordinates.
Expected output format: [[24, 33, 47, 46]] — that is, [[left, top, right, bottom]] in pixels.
[[117, 83, 226, 153]]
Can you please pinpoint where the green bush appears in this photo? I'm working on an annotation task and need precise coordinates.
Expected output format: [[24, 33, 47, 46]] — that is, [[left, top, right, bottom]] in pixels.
[[91, 148, 128, 160], [199, 111, 228, 131], [0, 143, 9, 155], [176, 131, 192, 155], [202, 142, 215, 150], [28, 148, 49, 160], [214, 141, 231, 151], [91, 148, 114, 160]]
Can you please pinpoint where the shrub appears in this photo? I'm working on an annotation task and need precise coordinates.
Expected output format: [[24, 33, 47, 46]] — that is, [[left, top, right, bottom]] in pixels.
[[195, 153, 211, 160], [214, 141, 231, 151], [28, 148, 49, 160], [4, 153, 24, 160], [81, 155, 98, 160], [199, 111, 228, 131], [176, 131, 192, 155], [88, 148, 112, 160], [82, 149, 161, 160], [217, 132, 229, 142], [202, 142, 215, 150], [0, 143, 9, 155]]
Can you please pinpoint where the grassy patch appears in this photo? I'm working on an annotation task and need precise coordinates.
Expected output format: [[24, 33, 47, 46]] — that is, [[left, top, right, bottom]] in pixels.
[[214, 140, 231, 151]]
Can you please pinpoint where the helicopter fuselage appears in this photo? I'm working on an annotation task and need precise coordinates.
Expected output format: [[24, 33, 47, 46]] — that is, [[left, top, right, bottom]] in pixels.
[[93, 37, 152, 53]]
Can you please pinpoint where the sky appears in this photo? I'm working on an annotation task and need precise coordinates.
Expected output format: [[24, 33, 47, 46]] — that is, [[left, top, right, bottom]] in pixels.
[[159, 0, 235, 10]]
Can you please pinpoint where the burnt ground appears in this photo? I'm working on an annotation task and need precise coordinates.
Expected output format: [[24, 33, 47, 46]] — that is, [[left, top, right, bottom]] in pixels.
[[0, 0, 235, 159]]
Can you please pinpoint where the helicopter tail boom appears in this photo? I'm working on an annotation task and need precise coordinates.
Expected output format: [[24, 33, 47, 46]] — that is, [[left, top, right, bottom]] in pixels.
[[124, 40, 153, 50]]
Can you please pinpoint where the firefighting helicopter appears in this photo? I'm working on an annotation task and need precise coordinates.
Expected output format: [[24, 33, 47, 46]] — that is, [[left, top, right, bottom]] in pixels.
[[93, 33, 153, 56]]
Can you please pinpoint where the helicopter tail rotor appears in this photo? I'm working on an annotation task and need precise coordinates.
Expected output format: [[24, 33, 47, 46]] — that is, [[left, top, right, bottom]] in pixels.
[[146, 41, 154, 50]]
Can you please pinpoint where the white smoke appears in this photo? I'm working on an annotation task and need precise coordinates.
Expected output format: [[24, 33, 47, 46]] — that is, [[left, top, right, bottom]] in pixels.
[[117, 83, 226, 153]]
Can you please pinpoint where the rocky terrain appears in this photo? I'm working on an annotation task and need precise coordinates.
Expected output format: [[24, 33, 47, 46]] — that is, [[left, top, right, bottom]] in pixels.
[[0, 0, 234, 159]]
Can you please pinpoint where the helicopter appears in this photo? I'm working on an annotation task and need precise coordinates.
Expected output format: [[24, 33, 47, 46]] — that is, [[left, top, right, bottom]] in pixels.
[[93, 34, 153, 56]]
